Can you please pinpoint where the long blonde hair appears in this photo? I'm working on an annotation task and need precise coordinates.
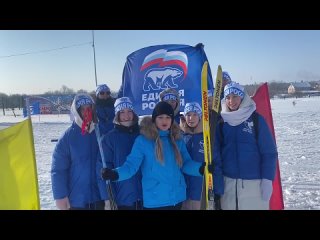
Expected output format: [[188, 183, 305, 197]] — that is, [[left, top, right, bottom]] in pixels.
[[154, 123, 182, 168], [140, 116, 183, 167]]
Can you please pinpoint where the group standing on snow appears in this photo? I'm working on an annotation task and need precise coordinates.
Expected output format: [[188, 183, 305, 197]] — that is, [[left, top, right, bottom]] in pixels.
[[51, 71, 278, 210]]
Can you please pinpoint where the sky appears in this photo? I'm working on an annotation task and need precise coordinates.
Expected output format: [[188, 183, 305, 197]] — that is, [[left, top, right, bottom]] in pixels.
[[1, 30, 320, 95]]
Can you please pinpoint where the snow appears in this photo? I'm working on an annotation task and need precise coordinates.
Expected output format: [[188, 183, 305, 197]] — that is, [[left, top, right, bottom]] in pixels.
[[1, 112, 70, 210], [272, 97, 320, 210], [1, 96, 320, 210]]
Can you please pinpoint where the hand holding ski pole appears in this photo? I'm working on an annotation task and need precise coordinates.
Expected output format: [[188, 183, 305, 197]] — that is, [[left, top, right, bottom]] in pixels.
[[199, 162, 214, 175], [101, 168, 119, 181]]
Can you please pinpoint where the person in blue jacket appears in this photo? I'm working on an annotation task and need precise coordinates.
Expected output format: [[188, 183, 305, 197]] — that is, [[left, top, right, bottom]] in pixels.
[[100, 101, 212, 210], [214, 81, 278, 210], [208, 70, 232, 110], [180, 102, 224, 210], [95, 84, 115, 137], [97, 97, 142, 210], [179, 102, 205, 210], [159, 88, 181, 124], [51, 94, 103, 210]]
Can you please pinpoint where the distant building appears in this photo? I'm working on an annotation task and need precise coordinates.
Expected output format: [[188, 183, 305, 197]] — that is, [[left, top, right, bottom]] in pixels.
[[24, 95, 74, 114], [288, 81, 311, 94], [314, 81, 320, 90]]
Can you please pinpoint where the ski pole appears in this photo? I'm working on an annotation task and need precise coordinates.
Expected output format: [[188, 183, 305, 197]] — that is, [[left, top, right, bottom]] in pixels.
[[94, 122, 117, 210]]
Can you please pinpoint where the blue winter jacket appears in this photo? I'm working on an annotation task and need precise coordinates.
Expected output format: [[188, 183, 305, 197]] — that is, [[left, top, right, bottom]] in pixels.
[[97, 122, 142, 207], [114, 119, 202, 208], [182, 132, 204, 201], [174, 114, 181, 125], [51, 122, 101, 208], [214, 113, 278, 182], [95, 98, 115, 136]]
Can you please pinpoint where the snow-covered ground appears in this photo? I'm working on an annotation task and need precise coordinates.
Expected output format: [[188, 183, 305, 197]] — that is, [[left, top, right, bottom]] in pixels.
[[1, 96, 320, 210], [272, 97, 320, 210]]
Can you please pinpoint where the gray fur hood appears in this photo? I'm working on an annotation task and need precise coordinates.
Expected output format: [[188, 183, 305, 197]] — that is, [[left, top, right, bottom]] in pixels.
[[140, 116, 181, 141]]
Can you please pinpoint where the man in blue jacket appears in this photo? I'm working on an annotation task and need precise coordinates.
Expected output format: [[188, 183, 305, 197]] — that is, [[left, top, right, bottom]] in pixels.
[[95, 84, 115, 137]]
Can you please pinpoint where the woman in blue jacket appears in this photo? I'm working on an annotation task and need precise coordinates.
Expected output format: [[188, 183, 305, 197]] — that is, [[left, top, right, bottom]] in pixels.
[[214, 82, 278, 210], [51, 94, 103, 210], [180, 102, 205, 210], [97, 97, 142, 210], [101, 101, 208, 210]]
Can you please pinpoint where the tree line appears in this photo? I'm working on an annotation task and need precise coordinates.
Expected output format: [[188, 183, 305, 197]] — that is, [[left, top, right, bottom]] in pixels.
[[1, 81, 318, 114], [0, 85, 118, 114]]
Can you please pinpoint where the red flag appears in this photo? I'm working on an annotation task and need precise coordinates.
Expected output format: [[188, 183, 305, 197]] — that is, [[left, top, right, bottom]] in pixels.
[[252, 83, 284, 210]]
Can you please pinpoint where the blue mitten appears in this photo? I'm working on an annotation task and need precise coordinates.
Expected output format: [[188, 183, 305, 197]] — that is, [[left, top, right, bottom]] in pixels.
[[261, 179, 273, 202]]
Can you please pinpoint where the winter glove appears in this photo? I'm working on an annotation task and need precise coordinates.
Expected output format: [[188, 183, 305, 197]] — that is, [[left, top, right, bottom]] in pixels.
[[208, 163, 214, 174], [101, 168, 119, 181], [214, 195, 222, 210], [261, 179, 273, 202], [55, 197, 70, 210], [104, 200, 111, 210], [199, 162, 215, 175], [199, 162, 206, 175]]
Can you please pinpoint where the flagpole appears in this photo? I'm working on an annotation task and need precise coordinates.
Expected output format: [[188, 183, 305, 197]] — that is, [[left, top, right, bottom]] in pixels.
[[92, 30, 98, 87], [26, 97, 31, 119]]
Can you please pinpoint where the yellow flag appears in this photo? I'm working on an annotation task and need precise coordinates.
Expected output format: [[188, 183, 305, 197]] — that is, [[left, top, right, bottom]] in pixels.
[[0, 118, 40, 210]]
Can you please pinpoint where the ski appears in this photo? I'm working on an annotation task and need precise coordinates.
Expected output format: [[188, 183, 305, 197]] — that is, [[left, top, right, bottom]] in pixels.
[[200, 63, 223, 210], [200, 61, 211, 210]]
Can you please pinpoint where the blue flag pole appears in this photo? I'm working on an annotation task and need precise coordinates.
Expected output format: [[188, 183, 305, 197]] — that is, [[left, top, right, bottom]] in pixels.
[[25, 97, 31, 119]]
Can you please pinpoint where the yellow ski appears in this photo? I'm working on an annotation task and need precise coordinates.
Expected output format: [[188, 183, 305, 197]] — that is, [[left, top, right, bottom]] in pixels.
[[200, 63, 223, 209], [200, 61, 212, 209]]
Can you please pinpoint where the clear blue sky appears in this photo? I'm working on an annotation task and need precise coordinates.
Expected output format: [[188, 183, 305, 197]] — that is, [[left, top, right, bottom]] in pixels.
[[1, 30, 320, 95]]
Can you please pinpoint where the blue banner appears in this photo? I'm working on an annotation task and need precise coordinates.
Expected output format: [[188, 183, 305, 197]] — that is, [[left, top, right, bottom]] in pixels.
[[118, 43, 214, 116], [23, 102, 40, 117]]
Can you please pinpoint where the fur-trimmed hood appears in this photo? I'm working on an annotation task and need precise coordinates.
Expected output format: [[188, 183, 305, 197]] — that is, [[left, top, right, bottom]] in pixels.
[[140, 116, 181, 141]]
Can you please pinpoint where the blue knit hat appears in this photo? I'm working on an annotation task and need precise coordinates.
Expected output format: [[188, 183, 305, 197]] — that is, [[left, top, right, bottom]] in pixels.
[[114, 97, 134, 115], [75, 94, 94, 109], [222, 71, 232, 83], [96, 84, 110, 96], [183, 102, 202, 118], [162, 93, 178, 101], [208, 89, 214, 97], [224, 81, 245, 99]]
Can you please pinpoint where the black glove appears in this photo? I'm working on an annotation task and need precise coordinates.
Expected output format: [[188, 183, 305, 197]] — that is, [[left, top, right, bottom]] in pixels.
[[199, 162, 215, 175], [208, 163, 214, 174], [101, 168, 119, 181], [214, 195, 222, 210], [199, 162, 206, 175]]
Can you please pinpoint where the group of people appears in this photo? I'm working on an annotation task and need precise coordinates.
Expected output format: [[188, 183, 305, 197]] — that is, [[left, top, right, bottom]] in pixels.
[[51, 71, 278, 210]]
